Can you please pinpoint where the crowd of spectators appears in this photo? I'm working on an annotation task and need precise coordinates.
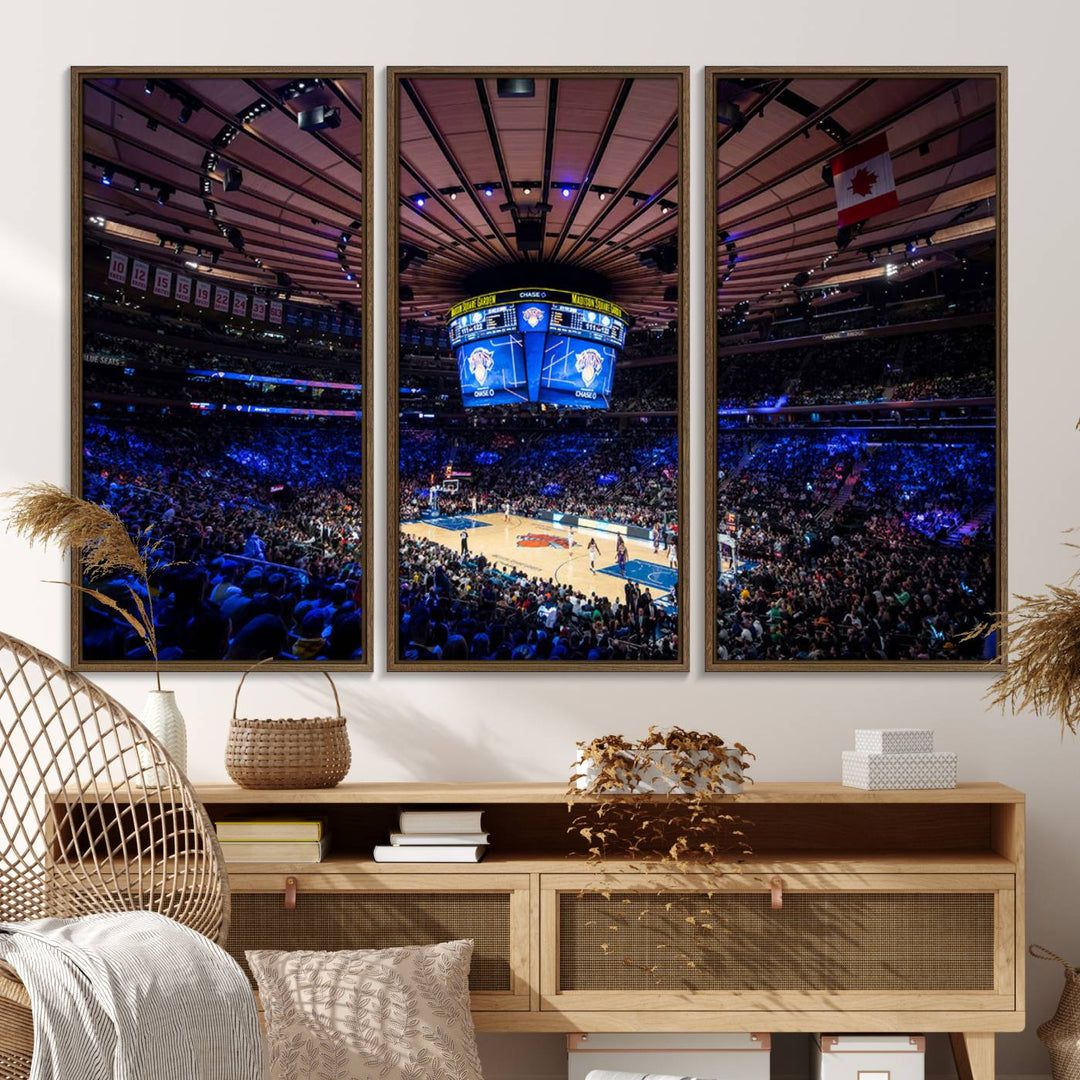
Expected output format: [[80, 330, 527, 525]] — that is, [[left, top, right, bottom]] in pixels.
[[80, 368, 365, 663], [400, 427, 678, 530], [714, 433, 995, 661]]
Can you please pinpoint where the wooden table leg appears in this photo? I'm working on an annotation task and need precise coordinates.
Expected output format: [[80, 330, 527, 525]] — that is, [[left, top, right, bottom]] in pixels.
[[951, 1032, 995, 1080]]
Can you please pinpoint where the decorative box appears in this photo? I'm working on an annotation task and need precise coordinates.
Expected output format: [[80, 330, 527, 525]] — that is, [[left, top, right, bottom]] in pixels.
[[855, 728, 934, 754], [568, 1031, 770, 1080], [812, 1034, 925, 1080], [842, 750, 957, 790]]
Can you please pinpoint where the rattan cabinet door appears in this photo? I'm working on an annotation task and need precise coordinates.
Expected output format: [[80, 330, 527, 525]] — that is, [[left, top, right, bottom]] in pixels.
[[540, 872, 1015, 1014], [226, 871, 530, 1011]]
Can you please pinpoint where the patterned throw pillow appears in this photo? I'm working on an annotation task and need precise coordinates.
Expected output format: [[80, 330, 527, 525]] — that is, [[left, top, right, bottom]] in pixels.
[[246, 939, 484, 1080]]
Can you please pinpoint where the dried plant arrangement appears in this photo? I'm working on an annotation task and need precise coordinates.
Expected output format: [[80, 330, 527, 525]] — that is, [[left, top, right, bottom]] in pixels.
[[977, 579, 1080, 735], [566, 726, 755, 981], [567, 725, 754, 866], [3, 483, 169, 688]]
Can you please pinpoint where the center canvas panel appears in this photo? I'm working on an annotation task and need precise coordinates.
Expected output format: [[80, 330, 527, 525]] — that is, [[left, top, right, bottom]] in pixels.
[[388, 68, 688, 670]]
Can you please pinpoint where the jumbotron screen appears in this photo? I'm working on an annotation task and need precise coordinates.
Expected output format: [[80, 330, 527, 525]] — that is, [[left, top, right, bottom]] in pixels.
[[448, 289, 627, 409]]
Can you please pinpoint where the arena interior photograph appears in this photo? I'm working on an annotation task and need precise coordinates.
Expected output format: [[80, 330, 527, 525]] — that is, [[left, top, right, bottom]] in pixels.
[[75, 70, 373, 668], [707, 70, 1003, 668], [389, 68, 688, 668]]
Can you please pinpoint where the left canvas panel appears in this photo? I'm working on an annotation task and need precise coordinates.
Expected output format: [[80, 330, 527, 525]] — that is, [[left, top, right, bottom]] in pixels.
[[72, 69, 374, 670]]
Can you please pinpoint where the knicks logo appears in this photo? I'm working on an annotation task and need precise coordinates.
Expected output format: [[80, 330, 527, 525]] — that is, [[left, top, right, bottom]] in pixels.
[[517, 533, 569, 549], [467, 346, 495, 385], [575, 347, 604, 387], [521, 306, 545, 329]]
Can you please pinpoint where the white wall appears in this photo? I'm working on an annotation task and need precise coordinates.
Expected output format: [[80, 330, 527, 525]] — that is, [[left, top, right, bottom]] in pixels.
[[1, 3, 1079, 1077]]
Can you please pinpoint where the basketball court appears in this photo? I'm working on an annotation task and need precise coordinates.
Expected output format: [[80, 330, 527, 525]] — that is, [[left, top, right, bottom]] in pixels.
[[401, 512, 678, 604]]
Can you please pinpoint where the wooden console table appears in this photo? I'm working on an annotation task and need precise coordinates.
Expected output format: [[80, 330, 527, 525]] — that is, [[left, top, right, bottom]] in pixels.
[[62, 781, 1024, 1080]]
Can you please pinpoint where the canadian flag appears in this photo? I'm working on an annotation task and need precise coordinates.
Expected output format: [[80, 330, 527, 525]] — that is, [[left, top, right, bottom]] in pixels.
[[830, 133, 899, 228]]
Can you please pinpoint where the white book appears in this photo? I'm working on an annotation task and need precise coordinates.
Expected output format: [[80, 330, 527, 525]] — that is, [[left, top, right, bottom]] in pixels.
[[389, 832, 489, 847], [398, 809, 484, 834], [220, 836, 331, 863], [373, 845, 486, 864]]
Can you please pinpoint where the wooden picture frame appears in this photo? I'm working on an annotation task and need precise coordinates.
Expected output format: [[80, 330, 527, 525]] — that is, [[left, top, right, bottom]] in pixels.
[[704, 68, 1007, 670], [387, 67, 690, 671], [71, 67, 374, 670]]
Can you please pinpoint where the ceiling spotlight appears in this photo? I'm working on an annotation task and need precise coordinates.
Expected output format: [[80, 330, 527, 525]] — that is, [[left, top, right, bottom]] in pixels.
[[345, 273, 354, 281], [561, 187, 571, 198], [185, 260, 199, 269], [143, 80, 155, 96], [341, 233, 349, 244], [179, 104, 193, 124], [661, 204, 670, 214], [174, 242, 184, 255], [484, 187, 493, 198], [523, 186, 532, 195], [598, 191, 607, 202], [449, 192, 457, 201], [906, 240, 918, 254], [415, 195, 426, 208], [157, 185, 173, 206], [132, 177, 142, 193], [101, 168, 113, 186]]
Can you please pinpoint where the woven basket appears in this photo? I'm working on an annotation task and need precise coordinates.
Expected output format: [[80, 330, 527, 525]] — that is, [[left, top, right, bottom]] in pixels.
[[1032, 945, 1080, 1080], [225, 661, 350, 789]]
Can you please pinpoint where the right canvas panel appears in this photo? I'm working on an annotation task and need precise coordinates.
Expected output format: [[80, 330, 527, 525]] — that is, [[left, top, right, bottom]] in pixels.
[[706, 69, 1006, 669]]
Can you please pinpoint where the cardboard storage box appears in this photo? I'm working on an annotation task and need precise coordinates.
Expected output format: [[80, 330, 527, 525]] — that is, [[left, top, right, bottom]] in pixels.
[[568, 1032, 770, 1080], [812, 1034, 925, 1080]]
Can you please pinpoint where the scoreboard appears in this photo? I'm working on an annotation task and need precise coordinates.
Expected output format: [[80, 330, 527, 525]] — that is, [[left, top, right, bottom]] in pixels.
[[447, 289, 628, 410]]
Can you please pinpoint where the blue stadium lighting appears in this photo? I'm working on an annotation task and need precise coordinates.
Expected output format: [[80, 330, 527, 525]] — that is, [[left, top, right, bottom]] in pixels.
[[484, 187, 493, 198], [101, 169, 113, 186], [561, 187, 571, 198], [143, 80, 154, 95], [415, 195, 425, 208], [345, 273, 354, 281]]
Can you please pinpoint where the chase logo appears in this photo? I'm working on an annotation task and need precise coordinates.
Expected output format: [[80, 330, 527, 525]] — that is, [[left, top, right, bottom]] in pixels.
[[521, 305, 545, 328], [575, 347, 604, 387], [467, 346, 495, 385]]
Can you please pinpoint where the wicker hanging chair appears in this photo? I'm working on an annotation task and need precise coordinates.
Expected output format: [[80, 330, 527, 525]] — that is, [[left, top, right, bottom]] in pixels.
[[0, 632, 228, 1079]]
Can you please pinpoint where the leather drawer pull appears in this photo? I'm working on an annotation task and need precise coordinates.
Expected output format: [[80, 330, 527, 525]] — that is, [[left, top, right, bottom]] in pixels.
[[284, 876, 297, 910], [770, 876, 783, 910]]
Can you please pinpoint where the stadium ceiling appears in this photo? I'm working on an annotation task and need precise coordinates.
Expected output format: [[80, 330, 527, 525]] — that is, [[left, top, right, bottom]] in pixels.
[[82, 75, 366, 307], [715, 75, 998, 315], [397, 75, 681, 327]]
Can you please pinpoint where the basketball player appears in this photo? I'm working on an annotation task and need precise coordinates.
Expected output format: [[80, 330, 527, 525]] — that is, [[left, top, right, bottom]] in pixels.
[[567, 523, 577, 548], [587, 536, 600, 574], [471, 493, 478, 514], [616, 534, 628, 578], [502, 500, 511, 522], [668, 543, 678, 571], [651, 524, 660, 554]]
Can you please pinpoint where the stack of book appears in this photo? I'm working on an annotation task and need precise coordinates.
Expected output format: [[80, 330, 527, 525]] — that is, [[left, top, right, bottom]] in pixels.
[[373, 808, 488, 863], [215, 817, 330, 863]]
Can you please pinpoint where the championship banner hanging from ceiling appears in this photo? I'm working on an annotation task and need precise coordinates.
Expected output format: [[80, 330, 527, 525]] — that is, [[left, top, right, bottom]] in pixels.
[[251, 296, 266, 321], [269, 299, 283, 325], [107, 251, 129, 284], [830, 133, 899, 228], [213, 285, 231, 313], [152, 267, 172, 298], [175, 274, 192, 303], [194, 279, 211, 307], [232, 292, 248, 318], [130, 260, 150, 292]]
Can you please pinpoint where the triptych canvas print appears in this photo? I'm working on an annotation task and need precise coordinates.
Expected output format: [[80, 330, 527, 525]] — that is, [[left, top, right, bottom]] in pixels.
[[71, 67, 1003, 672]]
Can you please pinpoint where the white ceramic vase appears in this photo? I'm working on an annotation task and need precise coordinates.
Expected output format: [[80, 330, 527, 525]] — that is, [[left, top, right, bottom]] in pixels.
[[139, 690, 188, 775]]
